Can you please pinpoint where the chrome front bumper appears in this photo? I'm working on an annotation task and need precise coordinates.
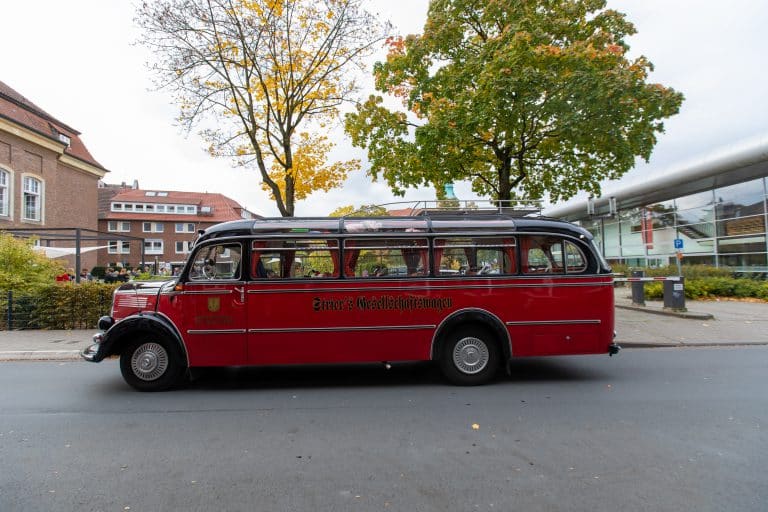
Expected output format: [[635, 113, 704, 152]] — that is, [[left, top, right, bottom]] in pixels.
[[80, 333, 104, 362]]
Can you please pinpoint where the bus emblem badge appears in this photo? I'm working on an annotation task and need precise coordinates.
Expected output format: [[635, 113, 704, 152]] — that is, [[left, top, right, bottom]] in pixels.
[[207, 297, 221, 312]]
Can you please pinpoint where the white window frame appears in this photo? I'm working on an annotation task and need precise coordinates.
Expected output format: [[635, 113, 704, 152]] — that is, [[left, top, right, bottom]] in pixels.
[[175, 222, 195, 233], [175, 240, 192, 254], [0, 167, 10, 218], [108, 221, 131, 232], [144, 239, 164, 255], [21, 175, 43, 222], [108, 241, 130, 254], [142, 222, 164, 233]]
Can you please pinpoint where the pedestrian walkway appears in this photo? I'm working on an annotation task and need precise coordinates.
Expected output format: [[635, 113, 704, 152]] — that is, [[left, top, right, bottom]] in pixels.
[[613, 293, 768, 347], [1, 297, 768, 361]]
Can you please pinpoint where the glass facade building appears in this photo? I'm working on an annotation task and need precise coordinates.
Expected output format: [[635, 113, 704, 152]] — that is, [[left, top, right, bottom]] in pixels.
[[569, 177, 768, 273]]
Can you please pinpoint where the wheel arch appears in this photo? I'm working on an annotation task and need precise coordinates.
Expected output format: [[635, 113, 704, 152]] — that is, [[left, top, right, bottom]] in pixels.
[[431, 308, 511, 362], [101, 313, 188, 366]]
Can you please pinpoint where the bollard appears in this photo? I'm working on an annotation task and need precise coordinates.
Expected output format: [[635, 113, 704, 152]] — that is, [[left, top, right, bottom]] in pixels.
[[663, 277, 687, 312], [631, 270, 645, 306]]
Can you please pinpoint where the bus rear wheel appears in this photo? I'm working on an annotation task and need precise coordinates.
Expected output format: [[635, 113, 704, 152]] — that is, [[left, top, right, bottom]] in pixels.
[[120, 335, 185, 391], [439, 326, 500, 386]]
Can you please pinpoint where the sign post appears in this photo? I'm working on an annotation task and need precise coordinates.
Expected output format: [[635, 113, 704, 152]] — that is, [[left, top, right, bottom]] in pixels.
[[673, 238, 683, 276]]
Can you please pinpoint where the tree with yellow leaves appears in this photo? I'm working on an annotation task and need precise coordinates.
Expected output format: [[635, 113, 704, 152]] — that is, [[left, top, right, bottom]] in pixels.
[[138, 0, 390, 216]]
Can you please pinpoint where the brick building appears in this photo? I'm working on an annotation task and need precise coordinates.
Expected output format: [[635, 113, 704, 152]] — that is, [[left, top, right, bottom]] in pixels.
[[98, 184, 258, 273], [0, 80, 108, 268]]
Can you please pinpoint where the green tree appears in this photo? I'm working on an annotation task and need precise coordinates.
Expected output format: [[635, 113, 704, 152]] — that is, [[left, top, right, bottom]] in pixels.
[[345, 0, 684, 204], [0, 234, 64, 292], [137, 0, 390, 216], [328, 204, 388, 216]]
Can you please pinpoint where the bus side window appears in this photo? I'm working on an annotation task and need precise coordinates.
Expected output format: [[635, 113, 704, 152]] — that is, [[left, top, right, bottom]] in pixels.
[[188, 243, 242, 281], [521, 236, 564, 274], [252, 239, 340, 279], [565, 240, 588, 273], [435, 237, 515, 276], [345, 238, 428, 278]]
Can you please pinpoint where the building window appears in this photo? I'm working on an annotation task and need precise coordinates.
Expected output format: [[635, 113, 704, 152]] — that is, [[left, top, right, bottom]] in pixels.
[[108, 221, 131, 232], [175, 240, 192, 254], [112, 203, 123, 211], [108, 241, 130, 254], [0, 169, 9, 217], [175, 222, 195, 233], [22, 176, 42, 221], [144, 239, 164, 254], [155, 205, 166, 213], [143, 222, 164, 233]]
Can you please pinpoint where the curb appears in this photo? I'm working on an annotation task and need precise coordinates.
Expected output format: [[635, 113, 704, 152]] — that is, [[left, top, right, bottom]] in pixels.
[[0, 350, 83, 362], [617, 341, 768, 349], [615, 304, 714, 320]]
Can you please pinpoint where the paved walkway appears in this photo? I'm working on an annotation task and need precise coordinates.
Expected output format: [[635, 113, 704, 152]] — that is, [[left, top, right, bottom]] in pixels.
[[2, 295, 767, 361]]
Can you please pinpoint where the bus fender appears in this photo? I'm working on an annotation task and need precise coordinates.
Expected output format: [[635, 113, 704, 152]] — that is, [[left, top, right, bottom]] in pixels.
[[431, 308, 512, 362], [98, 313, 187, 364]]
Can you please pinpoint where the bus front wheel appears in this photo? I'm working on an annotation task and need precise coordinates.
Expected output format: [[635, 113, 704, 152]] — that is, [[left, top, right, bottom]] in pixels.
[[120, 335, 186, 391], [439, 326, 500, 386]]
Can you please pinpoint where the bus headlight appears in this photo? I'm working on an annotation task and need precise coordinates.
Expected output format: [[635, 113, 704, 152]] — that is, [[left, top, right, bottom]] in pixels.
[[97, 316, 115, 331]]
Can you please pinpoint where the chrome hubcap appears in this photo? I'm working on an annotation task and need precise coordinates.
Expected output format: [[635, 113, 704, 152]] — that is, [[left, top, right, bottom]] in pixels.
[[453, 337, 489, 374], [131, 342, 169, 381]]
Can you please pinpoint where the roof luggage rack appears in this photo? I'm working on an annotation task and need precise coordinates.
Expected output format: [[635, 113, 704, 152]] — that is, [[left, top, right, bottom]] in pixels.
[[372, 199, 543, 218]]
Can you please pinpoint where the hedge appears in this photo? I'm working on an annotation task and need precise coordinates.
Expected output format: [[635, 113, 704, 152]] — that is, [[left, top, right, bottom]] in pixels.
[[643, 278, 768, 300], [1, 282, 119, 330]]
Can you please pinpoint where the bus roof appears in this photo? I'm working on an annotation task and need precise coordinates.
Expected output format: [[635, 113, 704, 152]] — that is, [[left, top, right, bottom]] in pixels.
[[197, 214, 592, 243]]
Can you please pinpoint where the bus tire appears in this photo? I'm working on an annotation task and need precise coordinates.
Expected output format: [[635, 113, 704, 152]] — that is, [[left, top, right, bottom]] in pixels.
[[119, 335, 186, 392], [439, 326, 500, 386]]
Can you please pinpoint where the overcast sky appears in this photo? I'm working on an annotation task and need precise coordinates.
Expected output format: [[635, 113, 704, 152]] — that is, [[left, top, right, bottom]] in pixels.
[[3, 1, 767, 217]]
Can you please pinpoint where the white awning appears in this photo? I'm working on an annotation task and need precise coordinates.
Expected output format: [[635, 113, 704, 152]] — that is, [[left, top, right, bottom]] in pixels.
[[32, 245, 110, 258]]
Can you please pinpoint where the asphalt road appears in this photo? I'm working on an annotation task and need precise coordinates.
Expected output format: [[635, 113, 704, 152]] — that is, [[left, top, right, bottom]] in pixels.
[[1, 348, 766, 512]]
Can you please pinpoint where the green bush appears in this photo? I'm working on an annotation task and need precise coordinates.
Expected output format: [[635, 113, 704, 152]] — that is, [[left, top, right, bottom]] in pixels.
[[641, 277, 768, 300], [0, 233, 65, 292], [1, 282, 119, 330]]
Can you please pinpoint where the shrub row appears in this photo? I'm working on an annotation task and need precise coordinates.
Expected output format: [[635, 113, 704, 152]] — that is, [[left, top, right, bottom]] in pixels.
[[1, 282, 118, 330], [643, 277, 768, 300]]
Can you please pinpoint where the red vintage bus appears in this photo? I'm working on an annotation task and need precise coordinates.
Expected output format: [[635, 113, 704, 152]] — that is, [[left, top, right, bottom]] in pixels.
[[82, 213, 619, 390]]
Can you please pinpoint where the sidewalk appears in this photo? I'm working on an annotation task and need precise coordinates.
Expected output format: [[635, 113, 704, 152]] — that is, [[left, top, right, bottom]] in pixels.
[[613, 294, 768, 348], [1, 297, 768, 361]]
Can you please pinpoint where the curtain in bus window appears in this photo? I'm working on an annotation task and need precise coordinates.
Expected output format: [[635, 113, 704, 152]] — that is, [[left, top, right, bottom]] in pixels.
[[281, 249, 296, 278], [343, 240, 360, 277], [326, 240, 340, 277], [251, 241, 267, 278], [463, 247, 478, 272], [402, 248, 422, 275], [520, 236, 533, 273], [434, 243, 443, 274], [503, 238, 517, 274]]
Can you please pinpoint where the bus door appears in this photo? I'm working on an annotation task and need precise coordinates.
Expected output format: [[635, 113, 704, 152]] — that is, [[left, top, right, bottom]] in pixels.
[[182, 242, 247, 366]]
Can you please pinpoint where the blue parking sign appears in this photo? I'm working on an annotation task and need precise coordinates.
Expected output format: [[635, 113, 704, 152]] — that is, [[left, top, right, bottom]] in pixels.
[[674, 238, 683, 249]]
